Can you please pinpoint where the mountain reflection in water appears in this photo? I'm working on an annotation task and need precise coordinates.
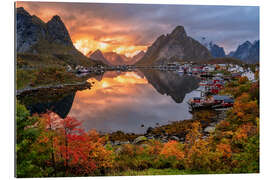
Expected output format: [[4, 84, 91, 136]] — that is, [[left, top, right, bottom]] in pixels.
[[68, 70, 200, 133], [19, 70, 200, 134], [18, 90, 76, 119]]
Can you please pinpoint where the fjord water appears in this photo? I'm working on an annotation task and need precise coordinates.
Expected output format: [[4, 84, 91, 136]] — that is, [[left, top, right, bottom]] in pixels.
[[20, 70, 200, 134]]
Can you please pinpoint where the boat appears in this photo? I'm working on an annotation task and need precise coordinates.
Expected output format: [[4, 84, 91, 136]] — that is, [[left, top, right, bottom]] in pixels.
[[188, 95, 234, 112]]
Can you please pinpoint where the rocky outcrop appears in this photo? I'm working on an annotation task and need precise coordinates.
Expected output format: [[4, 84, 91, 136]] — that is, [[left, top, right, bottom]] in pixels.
[[136, 26, 212, 65], [228, 40, 259, 63]]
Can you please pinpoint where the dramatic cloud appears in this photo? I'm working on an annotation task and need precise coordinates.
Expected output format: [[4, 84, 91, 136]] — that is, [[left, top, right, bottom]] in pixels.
[[16, 2, 259, 55]]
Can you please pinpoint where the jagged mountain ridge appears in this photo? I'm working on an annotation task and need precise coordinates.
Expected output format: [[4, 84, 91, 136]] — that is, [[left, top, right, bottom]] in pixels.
[[136, 26, 212, 65], [228, 40, 259, 63], [16, 7, 97, 66]]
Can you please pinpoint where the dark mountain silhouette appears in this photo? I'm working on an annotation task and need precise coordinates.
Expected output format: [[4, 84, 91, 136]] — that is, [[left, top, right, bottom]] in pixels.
[[228, 40, 259, 63], [16, 7, 97, 66], [136, 26, 212, 65]]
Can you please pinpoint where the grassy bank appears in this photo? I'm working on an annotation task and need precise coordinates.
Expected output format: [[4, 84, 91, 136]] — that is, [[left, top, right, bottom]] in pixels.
[[16, 67, 88, 90]]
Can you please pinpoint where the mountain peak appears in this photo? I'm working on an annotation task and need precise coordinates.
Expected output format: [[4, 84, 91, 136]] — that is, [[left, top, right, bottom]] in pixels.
[[47, 15, 65, 26], [136, 25, 211, 65], [242, 41, 252, 47], [94, 49, 102, 54], [90, 49, 111, 65], [170, 25, 187, 38], [51, 15, 62, 22], [16, 7, 30, 16], [46, 14, 73, 46], [229, 40, 259, 63]]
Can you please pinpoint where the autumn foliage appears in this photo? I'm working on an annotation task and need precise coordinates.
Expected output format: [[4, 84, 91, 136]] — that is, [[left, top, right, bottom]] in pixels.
[[32, 112, 113, 176], [160, 141, 185, 160]]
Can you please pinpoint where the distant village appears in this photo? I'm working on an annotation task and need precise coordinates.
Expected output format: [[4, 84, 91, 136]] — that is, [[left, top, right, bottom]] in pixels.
[[71, 61, 258, 81]]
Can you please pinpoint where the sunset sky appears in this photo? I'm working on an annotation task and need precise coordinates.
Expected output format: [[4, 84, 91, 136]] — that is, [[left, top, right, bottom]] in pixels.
[[16, 1, 259, 57]]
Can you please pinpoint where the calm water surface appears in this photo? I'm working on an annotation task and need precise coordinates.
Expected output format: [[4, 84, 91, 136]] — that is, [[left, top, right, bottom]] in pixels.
[[19, 70, 201, 134]]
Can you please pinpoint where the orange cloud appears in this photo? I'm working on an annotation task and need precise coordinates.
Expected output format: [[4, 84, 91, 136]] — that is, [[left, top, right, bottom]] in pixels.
[[73, 37, 147, 56]]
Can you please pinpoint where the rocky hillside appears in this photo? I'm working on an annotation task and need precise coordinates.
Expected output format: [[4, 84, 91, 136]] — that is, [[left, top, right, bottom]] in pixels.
[[228, 40, 259, 63], [16, 7, 96, 67], [136, 26, 212, 65]]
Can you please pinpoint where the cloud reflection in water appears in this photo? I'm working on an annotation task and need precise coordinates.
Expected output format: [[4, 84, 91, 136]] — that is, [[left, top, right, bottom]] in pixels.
[[68, 71, 199, 134]]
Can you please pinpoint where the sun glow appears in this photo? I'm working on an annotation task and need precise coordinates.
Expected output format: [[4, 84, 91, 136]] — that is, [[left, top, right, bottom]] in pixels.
[[101, 81, 110, 88], [98, 42, 109, 50], [74, 37, 147, 57]]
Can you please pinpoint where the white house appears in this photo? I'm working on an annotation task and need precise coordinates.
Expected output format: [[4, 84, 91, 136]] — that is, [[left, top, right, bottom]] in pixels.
[[241, 71, 255, 81]]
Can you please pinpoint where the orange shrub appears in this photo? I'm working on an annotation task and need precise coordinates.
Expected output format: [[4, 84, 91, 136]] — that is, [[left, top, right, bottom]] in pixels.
[[216, 143, 232, 159], [160, 141, 185, 160], [233, 123, 257, 143], [238, 76, 249, 84], [147, 140, 163, 155]]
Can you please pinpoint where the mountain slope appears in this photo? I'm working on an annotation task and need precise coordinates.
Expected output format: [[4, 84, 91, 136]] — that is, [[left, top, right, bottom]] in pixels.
[[136, 26, 212, 65], [228, 40, 259, 63], [129, 51, 145, 65], [16, 7, 96, 67], [89, 50, 112, 66], [198, 37, 225, 58], [103, 52, 126, 65]]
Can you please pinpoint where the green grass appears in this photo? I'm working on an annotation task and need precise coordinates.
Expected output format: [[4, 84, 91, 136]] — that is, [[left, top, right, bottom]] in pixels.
[[16, 69, 37, 90], [16, 67, 87, 90], [108, 168, 194, 176]]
